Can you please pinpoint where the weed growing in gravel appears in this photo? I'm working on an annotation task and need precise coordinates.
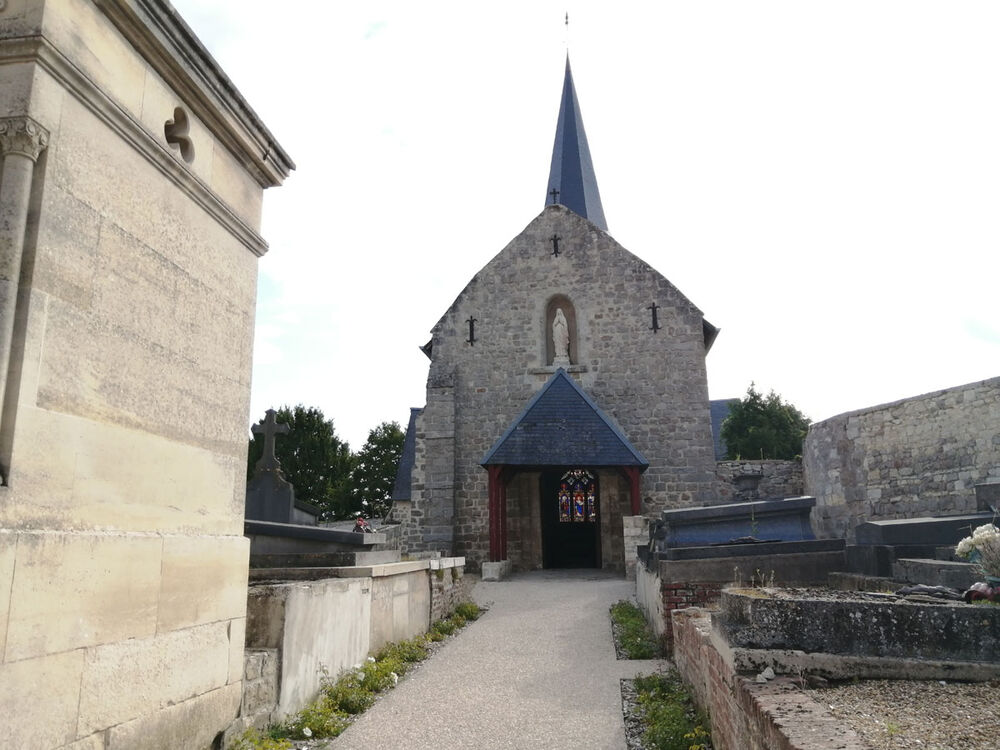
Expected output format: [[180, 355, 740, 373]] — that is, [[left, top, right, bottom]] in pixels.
[[610, 600, 662, 659], [234, 604, 484, 748], [634, 672, 711, 750]]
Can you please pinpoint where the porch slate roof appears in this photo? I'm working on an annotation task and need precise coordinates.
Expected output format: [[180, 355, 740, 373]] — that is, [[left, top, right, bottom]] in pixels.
[[480, 369, 648, 468]]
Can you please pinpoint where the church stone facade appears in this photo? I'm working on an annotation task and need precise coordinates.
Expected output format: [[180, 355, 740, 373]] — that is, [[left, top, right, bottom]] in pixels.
[[393, 57, 719, 573]]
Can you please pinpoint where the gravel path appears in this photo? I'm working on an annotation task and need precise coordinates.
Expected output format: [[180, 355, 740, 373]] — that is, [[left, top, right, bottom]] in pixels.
[[318, 570, 670, 750], [806, 679, 1000, 749]]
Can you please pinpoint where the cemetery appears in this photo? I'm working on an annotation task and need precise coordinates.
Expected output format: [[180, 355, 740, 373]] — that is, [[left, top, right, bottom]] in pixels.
[[0, 1, 998, 748], [635, 378, 1000, 747]]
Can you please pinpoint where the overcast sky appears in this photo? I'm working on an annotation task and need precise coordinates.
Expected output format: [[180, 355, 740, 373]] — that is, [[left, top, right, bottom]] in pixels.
[[171, 1, 1000, 450]]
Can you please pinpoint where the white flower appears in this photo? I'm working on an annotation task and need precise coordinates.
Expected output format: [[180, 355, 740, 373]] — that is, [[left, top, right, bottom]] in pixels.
[[367, 656, 376, 663], [972, 523, 998, 539], [302, 727, 312, 738], [390, 672, 399, 685]]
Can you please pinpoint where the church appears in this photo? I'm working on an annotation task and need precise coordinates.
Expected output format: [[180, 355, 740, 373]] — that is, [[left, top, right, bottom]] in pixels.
[[391, 57, 720, 574]]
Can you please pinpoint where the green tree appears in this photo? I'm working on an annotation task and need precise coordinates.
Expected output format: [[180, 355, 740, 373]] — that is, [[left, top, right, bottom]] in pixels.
[[348, 421, 405, 520], [720, 384, 810, 460], [247, 405, 355, 520]]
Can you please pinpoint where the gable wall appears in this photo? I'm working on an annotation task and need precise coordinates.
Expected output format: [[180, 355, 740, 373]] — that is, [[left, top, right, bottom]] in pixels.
[[406, 206, 717, 566]]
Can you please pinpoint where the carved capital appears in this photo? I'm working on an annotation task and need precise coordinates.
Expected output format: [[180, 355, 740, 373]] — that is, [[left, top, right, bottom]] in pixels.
[[0, 117, 50, 162]]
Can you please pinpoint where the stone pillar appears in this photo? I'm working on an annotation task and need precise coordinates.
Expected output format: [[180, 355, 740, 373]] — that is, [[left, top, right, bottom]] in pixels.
[[0, 116, 49, 481]]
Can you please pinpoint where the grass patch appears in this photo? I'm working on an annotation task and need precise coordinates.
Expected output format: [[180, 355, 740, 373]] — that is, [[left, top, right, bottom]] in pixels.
[[610, 600, 662, 659], [233, 603, 483, 748], [633, 671, 712, 750]]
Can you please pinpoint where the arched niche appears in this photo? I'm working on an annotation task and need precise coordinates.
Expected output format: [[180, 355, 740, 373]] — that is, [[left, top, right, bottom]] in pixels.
[[545, 295, 578, 366]]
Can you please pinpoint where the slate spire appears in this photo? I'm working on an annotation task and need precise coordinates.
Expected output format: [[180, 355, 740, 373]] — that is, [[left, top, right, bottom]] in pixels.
[[545, 55, 607, 231]]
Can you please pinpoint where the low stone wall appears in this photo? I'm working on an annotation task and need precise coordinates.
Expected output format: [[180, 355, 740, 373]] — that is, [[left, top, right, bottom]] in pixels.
[[672, 608, 867, 750], [635, 558, 723, 651], [635, 556, 668, 642], [635, 549, 845, 652], [715, 460, 804, 504], [238, 558, 469, 734], [429, 558, 470, 621], [803, 376, 1000, 541]]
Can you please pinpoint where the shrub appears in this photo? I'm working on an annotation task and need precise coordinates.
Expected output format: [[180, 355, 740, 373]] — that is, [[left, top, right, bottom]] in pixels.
[[323, 669, 376, 715], [284, 695, 350, 739], [432, 618, 457, 636], [375, 637, 428, 674], [455, 601, 481, 620], [360, 658, 400, 692]]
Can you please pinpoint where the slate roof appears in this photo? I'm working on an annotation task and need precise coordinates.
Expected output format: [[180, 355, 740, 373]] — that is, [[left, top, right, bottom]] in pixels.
[[390, 407, 421, 501], [481, 369, 647, 468], [710, 398, 739, 460], [545, 56, 608, 231]]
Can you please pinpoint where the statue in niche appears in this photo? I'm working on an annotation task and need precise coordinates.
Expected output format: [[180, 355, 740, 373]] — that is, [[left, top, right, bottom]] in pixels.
[[552, 307, 570, 366]]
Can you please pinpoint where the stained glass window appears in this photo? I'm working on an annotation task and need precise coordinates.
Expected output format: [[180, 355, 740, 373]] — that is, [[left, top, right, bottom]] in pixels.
[[559, 470, 597, 523]]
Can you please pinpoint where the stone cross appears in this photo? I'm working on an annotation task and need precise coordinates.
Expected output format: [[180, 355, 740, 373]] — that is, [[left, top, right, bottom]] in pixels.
[[252, 408, 289, 474]]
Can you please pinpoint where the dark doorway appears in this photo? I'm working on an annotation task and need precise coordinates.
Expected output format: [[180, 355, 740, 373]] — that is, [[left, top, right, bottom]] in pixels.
[[540, 469, 600, 568]]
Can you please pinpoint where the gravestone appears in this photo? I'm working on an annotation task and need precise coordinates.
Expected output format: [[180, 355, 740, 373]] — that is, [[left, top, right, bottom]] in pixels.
[[976, 481, 1000, 513], [848, 510, 995, 580], [245, 409, 319, 525], [243, 411, 402, 569]]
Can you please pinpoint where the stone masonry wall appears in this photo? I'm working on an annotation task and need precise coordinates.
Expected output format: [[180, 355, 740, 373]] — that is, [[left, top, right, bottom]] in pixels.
[[0, 2, 290, 748], [715, 460, 804, 504], [804, 377, 1000, 541], [409, 205, 718, 567]]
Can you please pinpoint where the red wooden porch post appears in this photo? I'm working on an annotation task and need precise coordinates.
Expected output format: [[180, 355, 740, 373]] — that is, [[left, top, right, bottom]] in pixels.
[[487, 465, 503, 561], [625, 466, 641, 515], [499, 469, 508, 560]]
